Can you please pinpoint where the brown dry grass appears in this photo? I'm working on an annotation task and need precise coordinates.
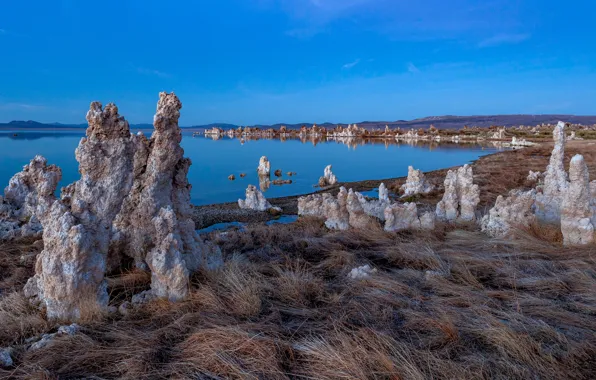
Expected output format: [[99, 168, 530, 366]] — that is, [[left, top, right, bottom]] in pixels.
[[1, 143, 596, 379], [1, 217, 594, 379]]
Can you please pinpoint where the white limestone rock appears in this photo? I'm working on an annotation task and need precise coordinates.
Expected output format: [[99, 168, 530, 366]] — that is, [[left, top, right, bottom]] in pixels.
[[384, 203, 421, 232], [0, 348, 13, 367], [535, 121, 568, 223], [347, 189, 380, 229], [378, 183, 389, 202], [349, 264, 377, 280], [318, 164, 338, 187], [481, 189, 537, 238], [527, 170, 542, 182], [419, 212, 436, 230], [561, 155, 594, 245], [435, 165, 480, 222], [111, 93, 222, 277], [297, 193, 330, 218], [323, 187, 350, 230], [257, 156, 271, 177], [400, 166, 434, 196], [238, 184, 279, 212], [0, 156, 61, 240], [24, 101, 135, 321], [145, 207, 190, 301]]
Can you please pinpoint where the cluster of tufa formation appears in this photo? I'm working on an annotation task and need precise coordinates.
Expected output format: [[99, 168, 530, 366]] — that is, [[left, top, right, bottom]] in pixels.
[[318, 165, 338, 187], [435, 164, 480, 222], [480, 121, 595, 245], [298, 182, 434, 232], [481, 189, 537, 238], [16, 93, 222, 321], [400, 166, 434, 196], [0, 156, 62, 240], [238, 184, 281, 212], [24, 102, 136, 320], [535, 122, 568, 222]]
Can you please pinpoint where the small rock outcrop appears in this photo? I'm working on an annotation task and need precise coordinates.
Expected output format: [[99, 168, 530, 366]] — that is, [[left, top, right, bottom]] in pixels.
[[400, 166, 434, 196], [24, 102, 136, 320], [257, 156, 271, 177], [527, 171, 542, 182], [481, 189, 537, 238], [318, 165, 338, 187], [347, 189, 380, 229], [383, 203, 434, 232], [349, 265, 377, 280], [0, 156, 61, 240], [561, 155, 594, 245], [435, 165, 480, 222], [379, 183, 389, 202], [323, 187, 350, 230], [238, 184, 280, 212], [535, 122, 568, 222]]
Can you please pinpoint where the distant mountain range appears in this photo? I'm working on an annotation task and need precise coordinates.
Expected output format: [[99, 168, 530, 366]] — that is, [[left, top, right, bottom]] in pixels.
[[2, 115, 596, 131]]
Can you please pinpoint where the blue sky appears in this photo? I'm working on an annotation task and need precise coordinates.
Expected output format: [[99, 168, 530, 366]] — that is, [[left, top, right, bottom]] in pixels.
[[0, 0, 595, 125]]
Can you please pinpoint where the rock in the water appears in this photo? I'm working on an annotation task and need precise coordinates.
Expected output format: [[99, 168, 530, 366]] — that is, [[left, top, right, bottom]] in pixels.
[[435, 164, 480, 222], [535, 121, 568, 222], [111, 93, 221, 281], [384, 202, 422, 232], [228, 174, 235, 181], [481, 189, 537, 238], [0, 156, 61, 240], [561, 155, 594, 245], [274, 169, 282, 177], [257, 156, 271, 177], [400, 166, 434, 196], [318, 165, 338, 187], [24, 101, 135, 321], [238, 184, 280, 212]]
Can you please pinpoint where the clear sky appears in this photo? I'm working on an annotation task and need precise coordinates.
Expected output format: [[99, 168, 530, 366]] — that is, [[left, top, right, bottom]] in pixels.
[[0, 0, 594, 125]]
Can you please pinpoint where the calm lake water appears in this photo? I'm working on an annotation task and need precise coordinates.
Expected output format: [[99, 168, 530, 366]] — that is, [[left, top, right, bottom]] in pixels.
[[0, 131, 504, 205]]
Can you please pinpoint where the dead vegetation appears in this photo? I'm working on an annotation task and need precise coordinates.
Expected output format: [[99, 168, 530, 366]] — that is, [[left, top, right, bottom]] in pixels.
[[0, 216, 595, 379], [1, 143, 596, 379]]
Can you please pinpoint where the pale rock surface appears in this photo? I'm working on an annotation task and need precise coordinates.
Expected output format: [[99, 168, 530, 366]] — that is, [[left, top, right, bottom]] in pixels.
[[145, 207, 190, 301], [400, 166, 434, 196], [527, 170, 542, 182], [257, 156, 271, 177], [349, 264, 377, 280], [419, 212, 436, 230], [323, 187, 350, 230], [535, 121, 568, 222], [110, 93, 222, 279], [24, 101, 136, 321], [481, 189, 537, 238], [238, 184, 279, 212], [378, 183, 389, 202], [355, 191, 388, 221], [0, 348, 12, 367], [297, 193, 330, 218], [29, 323, 81, 350], [435, 165, 480, 222], [561, 155, 594, 245], [347, 189, 380, 229], [318, 164, 338, 187], [0, 156, 61, 240], [384, 203, 421, 232]]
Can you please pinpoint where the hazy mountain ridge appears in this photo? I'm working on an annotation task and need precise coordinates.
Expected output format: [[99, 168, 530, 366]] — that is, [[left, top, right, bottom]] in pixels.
[[2, 114, 596, 131]]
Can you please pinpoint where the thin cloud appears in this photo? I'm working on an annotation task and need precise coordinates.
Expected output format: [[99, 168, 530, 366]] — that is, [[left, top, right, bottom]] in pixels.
[[135, 66, 171, 78], [342, 59, 360, 70], [0, 102, 48, 111], [407, 62, 420, 74], [478, 33, 530, 47]]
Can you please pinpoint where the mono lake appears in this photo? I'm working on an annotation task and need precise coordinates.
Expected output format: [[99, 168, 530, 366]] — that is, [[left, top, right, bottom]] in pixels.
[[0, 131, 504, 205]]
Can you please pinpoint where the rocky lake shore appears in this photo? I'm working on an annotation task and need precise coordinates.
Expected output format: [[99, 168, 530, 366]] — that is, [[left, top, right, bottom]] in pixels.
[[1, 94, 595, 379]]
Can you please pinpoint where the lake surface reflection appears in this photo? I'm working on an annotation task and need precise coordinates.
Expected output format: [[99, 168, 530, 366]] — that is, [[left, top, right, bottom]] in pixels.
[[0, 131, 504, 205]]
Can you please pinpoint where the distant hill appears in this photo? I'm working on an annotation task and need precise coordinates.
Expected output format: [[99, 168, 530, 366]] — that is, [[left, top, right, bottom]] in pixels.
[[3, 115, 596, 131]]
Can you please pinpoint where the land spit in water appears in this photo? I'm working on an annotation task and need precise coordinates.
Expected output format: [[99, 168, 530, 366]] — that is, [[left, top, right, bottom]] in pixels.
[[192, 140, 596, 231]]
